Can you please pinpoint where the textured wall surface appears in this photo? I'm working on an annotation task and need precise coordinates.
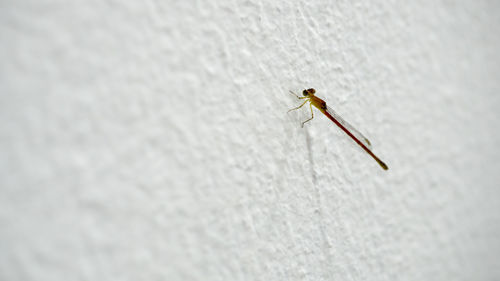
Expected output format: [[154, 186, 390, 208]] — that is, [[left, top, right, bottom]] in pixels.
[[2, 0, 500, 280]]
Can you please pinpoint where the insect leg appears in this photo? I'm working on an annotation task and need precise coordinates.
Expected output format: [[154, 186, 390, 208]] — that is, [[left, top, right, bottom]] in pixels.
[[287, 99, 309, 113], [289, 90, 308, 100], [301, 102, 314, 127]]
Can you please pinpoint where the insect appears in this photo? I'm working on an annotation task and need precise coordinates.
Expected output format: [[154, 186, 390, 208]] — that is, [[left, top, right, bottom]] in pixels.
[[288, 88, 388, 170]]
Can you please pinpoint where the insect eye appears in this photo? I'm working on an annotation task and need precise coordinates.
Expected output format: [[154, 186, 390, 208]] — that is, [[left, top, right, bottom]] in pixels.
[[302, 90, 308, 96]]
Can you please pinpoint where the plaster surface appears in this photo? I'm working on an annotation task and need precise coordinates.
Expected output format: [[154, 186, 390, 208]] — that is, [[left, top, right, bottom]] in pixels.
[[1, 0, 500, 280]]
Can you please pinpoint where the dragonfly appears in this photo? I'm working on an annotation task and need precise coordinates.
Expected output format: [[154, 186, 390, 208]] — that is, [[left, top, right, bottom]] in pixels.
[[288, 88, 388, 170]]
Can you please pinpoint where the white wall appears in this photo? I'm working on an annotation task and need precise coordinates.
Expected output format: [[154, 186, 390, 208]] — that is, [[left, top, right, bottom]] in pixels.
[[2, 0, 500, 280]]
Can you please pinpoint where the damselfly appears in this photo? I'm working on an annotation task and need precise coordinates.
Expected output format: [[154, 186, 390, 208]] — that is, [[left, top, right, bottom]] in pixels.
[[289, 88, 388, 170]]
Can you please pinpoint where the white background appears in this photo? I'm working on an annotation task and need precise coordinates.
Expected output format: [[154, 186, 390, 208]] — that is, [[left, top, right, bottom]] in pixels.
[[1, 0, 500, 280]]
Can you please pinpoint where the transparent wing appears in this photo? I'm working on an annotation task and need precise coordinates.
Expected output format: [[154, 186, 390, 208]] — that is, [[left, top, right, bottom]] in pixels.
[[325, 105, 372, 149]]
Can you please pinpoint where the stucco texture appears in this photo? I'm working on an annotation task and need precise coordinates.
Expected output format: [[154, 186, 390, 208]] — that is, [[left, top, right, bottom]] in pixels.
[[1, 0, 500, 280]]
